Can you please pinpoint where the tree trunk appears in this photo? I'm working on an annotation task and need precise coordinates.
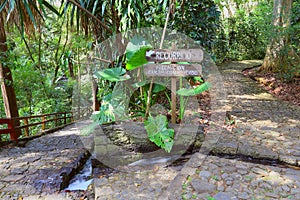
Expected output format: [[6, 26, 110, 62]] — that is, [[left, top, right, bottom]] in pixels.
[[0, 14, 20, 138], [92, 78, 100, 111], [259, 0, 293, 73]]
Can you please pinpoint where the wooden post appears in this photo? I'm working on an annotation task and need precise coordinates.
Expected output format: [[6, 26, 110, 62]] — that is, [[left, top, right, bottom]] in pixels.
[[171, 78, 177, 124], [171, 43, 177, 124], [55, 113, 58, 127], [64, 112, 67, 124], [42, 116, 46, 130], [8, 119, 18, 141], [23, 118, 29, 136]]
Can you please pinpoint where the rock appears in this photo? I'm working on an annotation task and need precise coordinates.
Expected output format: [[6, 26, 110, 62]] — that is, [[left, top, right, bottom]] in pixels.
[[191, 179, 217, 193], [238, 192, 249, 199], [213, 137, 238, 155], [213, 192, 235, 200], [281, 185, 290, 192], [237, 144, 259, 157], [255, 148, 278, 160], [252, 167, 268, 176], [199, 171, 212, 179], [279, 156, 297, 165], [265, 192, 279, 198], [2, 175, 25, 182]]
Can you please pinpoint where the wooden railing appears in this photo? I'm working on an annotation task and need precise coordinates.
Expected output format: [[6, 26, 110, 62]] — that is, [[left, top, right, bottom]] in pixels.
[[0, 112, 74, 142]]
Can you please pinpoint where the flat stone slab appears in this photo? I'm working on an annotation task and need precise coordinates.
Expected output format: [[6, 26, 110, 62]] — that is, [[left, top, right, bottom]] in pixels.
[[0, 121, 93, 199]]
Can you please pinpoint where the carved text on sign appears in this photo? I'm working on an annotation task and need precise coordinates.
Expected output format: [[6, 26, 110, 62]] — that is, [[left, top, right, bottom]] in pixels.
[[144, 64, 202, 77]]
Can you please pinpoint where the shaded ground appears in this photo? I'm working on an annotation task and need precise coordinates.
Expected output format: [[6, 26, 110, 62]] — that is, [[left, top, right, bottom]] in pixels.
[[243, 67, 300, 106]]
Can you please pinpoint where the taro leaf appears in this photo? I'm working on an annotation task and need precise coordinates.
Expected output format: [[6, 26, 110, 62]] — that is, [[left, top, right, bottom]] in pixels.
[[193, 82, 211, 94], [95, 68, 130, 82], [132, 81, 148, 88], [164, 140, 174, 153], [176, 88, 195, 96], [131, 82, 166, 93], [153, 84, 166, 93], [91, 94, 116, 125], [191, 76, 204, 83], [144, 114, 174, 153], [126, 36, 152, 71], [177, 82, 211, 96]]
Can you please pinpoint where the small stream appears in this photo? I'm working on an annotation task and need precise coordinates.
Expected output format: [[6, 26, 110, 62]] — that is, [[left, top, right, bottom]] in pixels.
[[64, 157, 93, 191]]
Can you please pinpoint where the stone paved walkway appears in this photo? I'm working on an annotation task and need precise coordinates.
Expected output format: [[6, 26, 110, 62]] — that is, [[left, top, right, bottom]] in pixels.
[[214, 60, 300, 165], [0, 60, 299, 200]]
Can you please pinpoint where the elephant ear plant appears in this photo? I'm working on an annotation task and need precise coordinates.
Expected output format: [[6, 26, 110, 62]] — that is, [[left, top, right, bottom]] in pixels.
[[91, 36, 210, 153]]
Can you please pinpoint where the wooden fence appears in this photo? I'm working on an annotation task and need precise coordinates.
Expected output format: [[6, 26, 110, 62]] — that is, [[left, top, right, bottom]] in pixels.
[[0, 112, 74, 142]]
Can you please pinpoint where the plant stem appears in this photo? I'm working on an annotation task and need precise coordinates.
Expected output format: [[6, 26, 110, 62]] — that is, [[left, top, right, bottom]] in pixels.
[[145, 2, 174, 120]]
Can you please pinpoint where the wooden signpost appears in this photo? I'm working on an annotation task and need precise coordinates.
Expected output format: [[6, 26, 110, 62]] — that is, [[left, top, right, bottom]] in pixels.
[[144, 48, 204, 124]]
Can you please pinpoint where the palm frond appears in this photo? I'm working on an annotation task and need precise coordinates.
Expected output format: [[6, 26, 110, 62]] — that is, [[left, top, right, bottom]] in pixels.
[[1, 0, 60, 36]]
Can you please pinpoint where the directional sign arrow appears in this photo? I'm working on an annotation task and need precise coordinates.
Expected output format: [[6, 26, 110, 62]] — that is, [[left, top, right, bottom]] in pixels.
[[146, 49, 204, 62]]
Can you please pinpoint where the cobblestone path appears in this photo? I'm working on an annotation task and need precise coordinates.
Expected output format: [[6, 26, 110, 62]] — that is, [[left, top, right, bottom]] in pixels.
[[0, 60, 299, 200]]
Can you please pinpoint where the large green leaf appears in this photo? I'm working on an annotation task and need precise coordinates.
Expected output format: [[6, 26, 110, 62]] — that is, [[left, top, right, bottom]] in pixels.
[[177, 82, 211, 96], [126, 36, 152, 71], [131, 81, 148, 88], [144, 114, 174, 153], [194, 82, 211, 94], [92, 94, 116, 125], [152, 84, 166, 93], [95, 68, 130, 82]]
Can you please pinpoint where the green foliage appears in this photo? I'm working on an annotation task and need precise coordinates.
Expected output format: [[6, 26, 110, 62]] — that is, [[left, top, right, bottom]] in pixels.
[[95, 67, 130, 82], [130, 82, 167, 119], [177, 82, 210, 96], [142, 0, 168, 27], [0, 0, 59, 37], [216, 1, 273, 61], [291, 0, 300, 55], [125, 36, 152, 70], [144, 114, 174, 153], [171, 0, 222, 52], [92, 94, 116, 124]]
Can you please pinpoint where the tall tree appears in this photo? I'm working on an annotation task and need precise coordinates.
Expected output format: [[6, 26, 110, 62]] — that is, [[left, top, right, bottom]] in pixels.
[[0, 0, 59, 139], [0, 14, 19, 120], [259, 0, 293, 72]]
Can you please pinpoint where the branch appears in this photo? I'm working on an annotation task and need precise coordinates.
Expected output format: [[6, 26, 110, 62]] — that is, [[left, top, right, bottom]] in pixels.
[[91, 57, 111, 63]]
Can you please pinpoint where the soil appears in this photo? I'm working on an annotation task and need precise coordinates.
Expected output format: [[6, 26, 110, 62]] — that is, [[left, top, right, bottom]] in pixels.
[[243, 68, 300, 107]]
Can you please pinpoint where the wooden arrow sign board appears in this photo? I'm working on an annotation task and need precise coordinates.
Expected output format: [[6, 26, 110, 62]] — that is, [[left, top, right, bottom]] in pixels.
[[146, 49, 204, 62], [144, 49, 203, 77], [144, 64, 202, 77]]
